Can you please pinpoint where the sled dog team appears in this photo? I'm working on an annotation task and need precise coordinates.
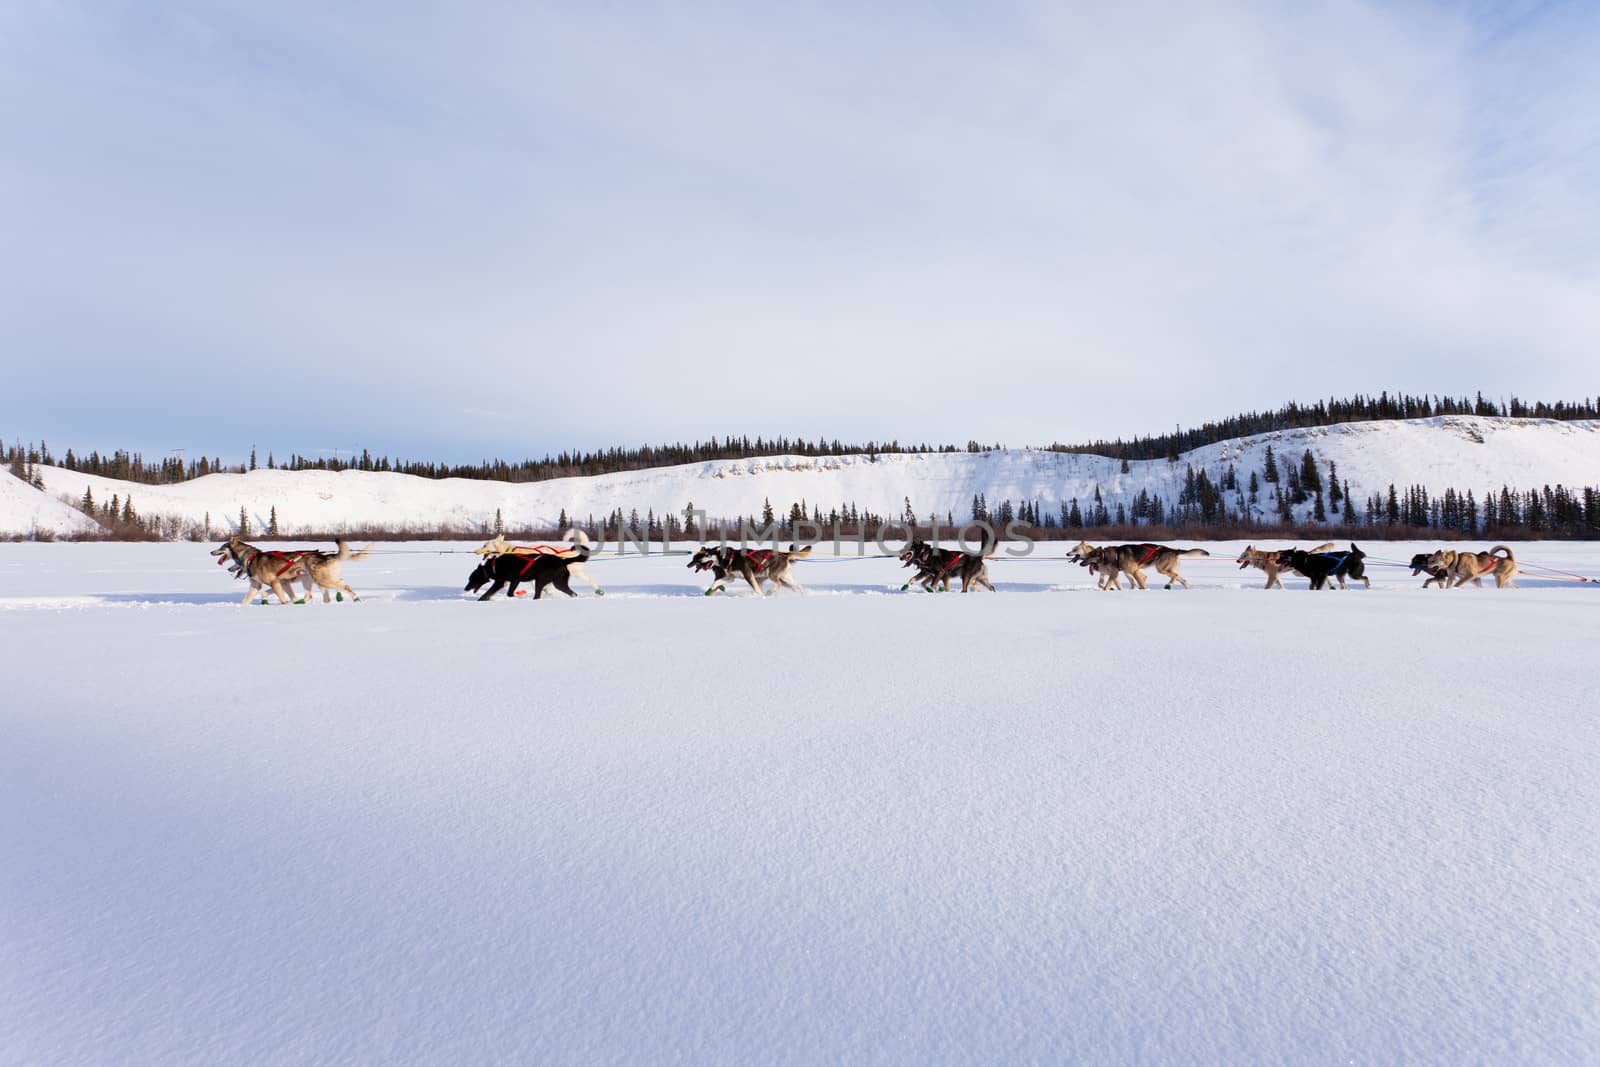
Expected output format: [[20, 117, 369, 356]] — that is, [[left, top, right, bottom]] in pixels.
[[211, 533, 1525, 603]]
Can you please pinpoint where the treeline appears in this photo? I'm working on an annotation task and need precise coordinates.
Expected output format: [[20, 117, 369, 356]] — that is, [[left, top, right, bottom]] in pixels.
[[1048, 392, 1600, 462], [4, 436, 993, 487], [8, 392, 1599, 488]]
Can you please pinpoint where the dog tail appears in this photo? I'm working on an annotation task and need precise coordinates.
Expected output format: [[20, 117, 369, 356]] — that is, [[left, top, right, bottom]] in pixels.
[[789, 544, 812, 559], [1489, 544, 1515, 561], [1179, 549, 1210, 558], [1305, 542, 1335, 554], [561, 528, 591, 548], [334, 541, 374, 561]]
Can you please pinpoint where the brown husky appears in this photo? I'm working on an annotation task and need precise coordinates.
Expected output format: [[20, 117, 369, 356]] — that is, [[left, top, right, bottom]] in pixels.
[[211, 537, 372, 604], [1425, 545, 1518, 589], [1069, 541, 1209, 590], [1070, 545, 1130, 590]]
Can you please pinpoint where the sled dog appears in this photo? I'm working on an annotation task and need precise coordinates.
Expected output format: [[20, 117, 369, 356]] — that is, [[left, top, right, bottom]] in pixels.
[[1424, 545, 1518, 589], [211, 538, 370, 605], [466, 530, 594, 600], [1408, 552, 1451, 589], [1067, 541, 1209, 590], [898, 535, 996, 593], [688, 544, 810, 596], [1277, 543, 1369, 590], [477, 529, 603, 596], [1237, 543, 1333, 590]]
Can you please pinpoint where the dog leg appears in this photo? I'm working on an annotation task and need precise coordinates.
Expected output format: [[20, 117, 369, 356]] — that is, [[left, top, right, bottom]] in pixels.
[[568, 563, 603, 596], [241, 582, 262, 606], [478, 580, 505, 601]]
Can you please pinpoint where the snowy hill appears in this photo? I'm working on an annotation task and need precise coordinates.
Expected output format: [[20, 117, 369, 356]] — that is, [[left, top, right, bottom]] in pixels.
[[8, 415, 1600, 538], [0, 469, 102, 538]]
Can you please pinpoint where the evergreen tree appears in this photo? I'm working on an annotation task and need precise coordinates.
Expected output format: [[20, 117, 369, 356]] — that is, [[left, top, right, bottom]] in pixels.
[[249, 447, 257, 471], [80, 486, 94, 514], [1299, 450, 1321, 492], [493, 508, 504, 535], [239, 507, 251, 536]]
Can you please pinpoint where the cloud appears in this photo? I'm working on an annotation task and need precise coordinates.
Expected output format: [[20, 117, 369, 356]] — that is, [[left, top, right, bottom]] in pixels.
[[1, 1, 1596, 460]]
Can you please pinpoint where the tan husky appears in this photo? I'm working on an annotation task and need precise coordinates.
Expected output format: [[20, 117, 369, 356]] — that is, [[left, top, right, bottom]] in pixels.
[[1425, 545, 1518, 589], [211, 538, 371, 604]]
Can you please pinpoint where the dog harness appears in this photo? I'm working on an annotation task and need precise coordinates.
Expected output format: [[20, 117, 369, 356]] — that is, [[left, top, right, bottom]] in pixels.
[[263, 551, 311, 579], [223, 545, 307, 579], [1137, 544, 1161, 565]]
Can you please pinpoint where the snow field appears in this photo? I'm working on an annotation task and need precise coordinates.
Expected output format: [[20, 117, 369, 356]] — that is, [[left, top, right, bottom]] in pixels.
[[2, 541, 1597, 1064]]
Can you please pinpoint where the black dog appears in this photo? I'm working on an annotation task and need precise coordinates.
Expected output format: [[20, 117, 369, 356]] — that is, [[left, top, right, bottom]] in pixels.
[[898, 539, 995, 592], [464, 549, 587, 601], [1279, 543, 1369, 590], [1409, 552, 1450, 589]]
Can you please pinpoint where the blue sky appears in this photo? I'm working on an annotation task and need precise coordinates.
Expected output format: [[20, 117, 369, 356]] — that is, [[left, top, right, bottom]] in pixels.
[[3, 1, 1597, 463]]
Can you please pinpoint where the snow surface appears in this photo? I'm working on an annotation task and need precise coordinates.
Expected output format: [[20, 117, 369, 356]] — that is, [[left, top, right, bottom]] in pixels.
[[0, 472, 99, 539], [3, 541, 1598, 1064], [9, 415, 1600, 537]]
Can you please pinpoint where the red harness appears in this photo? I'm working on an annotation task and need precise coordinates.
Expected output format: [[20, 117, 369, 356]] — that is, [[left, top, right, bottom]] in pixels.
[[1137, 544, 1160, 565], [748, 550, 773, 569], [505, 545, 577, 578], [264, 551, 308, 579]]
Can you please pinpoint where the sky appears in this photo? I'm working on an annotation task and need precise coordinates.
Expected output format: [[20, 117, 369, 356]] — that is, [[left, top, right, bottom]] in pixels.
[[3, 1, 1597, 464]]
